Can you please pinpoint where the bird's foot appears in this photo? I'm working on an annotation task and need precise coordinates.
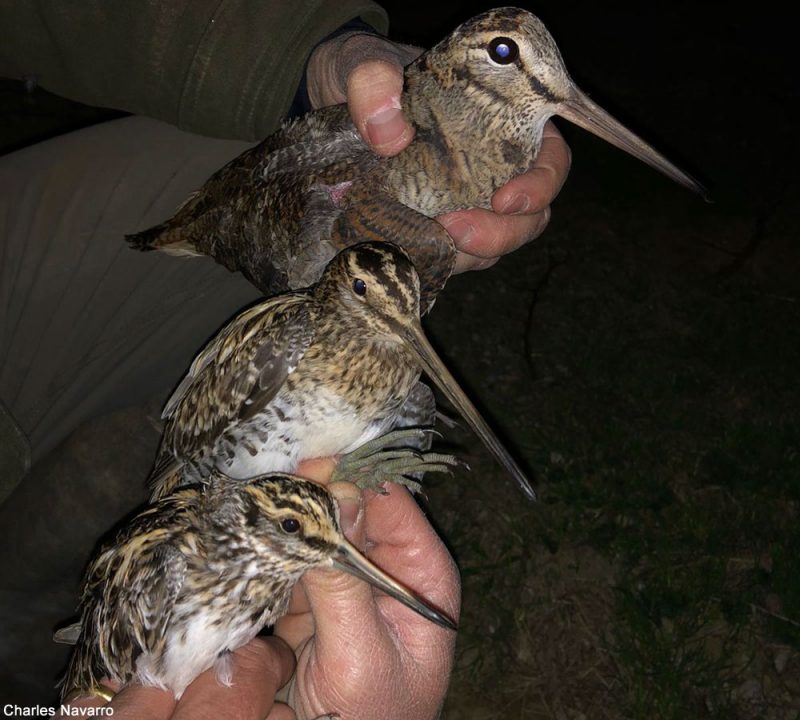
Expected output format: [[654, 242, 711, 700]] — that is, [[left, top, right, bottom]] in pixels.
[[332, 428, 461, 494]]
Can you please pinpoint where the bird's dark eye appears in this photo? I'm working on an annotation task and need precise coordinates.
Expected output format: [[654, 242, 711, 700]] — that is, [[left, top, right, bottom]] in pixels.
[[280, 518, 301, 534], [352, 278, 367, 296], [488, 37, 519, 65]]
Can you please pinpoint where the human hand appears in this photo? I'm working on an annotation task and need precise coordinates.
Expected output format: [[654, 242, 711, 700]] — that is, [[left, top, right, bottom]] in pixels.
[[306, 33, 422, 156], [439, 121, 571, 272], [306, 34, 572, 276], [275, 458, 460, 720], [60, 460, 458, 720], [60, 636, 296, 719]]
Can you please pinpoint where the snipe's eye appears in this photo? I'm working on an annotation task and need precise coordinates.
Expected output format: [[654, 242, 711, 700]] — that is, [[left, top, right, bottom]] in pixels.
[[352, 278, 367, 296], [280, 518, 301, 534], [488, 37, 519, 65]]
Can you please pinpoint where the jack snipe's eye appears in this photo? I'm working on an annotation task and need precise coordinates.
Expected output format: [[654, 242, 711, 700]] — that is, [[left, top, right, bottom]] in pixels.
[[281, 518, 301, 534], [488, 37, 519, 65], [353, 278, 367, 296]]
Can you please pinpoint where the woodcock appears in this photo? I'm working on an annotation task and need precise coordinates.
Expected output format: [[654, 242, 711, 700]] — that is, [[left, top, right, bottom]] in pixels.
[[150, 242, 536, 502], [128, 7, 704, 310], [56, 472, 455, 702]]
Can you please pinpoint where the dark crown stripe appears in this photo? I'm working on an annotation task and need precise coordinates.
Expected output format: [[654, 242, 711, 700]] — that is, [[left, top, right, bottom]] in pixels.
[[352, 244, 413, 309], [455, 9, 523, 37]]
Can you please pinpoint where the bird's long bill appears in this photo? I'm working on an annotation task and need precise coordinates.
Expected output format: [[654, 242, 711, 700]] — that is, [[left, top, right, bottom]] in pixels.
[[558, 88, 707, 199], [402, 321, 537, 502], [332, 540, 457, 630]]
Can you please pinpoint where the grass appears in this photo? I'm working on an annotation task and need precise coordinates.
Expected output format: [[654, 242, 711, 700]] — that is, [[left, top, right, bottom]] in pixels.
[[423, 149, 800, 718]]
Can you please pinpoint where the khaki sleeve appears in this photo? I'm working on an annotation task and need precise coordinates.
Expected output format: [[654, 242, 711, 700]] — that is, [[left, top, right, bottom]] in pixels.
[[0, 0, 388, 140]]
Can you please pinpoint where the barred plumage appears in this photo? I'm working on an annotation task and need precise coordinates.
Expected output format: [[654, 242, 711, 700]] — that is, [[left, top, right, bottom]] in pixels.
[[128, 7, 703, 311]]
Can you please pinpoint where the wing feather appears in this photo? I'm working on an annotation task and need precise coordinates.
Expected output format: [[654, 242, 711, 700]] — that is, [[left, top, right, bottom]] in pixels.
[[153, 293, 315, 477]]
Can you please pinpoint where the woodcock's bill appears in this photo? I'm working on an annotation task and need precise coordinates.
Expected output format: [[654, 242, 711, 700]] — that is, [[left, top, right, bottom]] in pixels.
[[55, 472, 455, 702], [128, 7, 705, 310], [150, 242, 537, 501]]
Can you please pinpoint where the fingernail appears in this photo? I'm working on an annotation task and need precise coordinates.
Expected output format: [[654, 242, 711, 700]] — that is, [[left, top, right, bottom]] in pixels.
[[442, 219, 476, 248], [366, 106, 405, 148], [472, 257, 499, 271], [500, 194, 530, 215], [337, 497, 362, 534]]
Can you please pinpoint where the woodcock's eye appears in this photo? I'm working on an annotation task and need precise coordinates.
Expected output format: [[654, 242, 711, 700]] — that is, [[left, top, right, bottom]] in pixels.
[[280, 518, 301, 534], [488, 37, 519, 65], [352, 278, 367, 296]]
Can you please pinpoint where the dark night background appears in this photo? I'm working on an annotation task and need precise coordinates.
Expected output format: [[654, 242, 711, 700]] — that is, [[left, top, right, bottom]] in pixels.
[[0, 2, 797, 718]]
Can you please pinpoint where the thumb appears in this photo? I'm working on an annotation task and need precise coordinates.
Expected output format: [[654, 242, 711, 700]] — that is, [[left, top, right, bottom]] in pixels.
[[299, 483, 385, 662], [348, 60, 415, 156]]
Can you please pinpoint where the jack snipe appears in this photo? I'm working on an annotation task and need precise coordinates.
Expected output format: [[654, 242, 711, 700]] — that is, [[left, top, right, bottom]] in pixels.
[[56, 471, 455, 701]]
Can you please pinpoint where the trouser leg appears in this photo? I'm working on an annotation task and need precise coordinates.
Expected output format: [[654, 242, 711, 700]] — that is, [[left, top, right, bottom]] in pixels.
[[0, 114, 261, 478], [0, 116, 262, 701]]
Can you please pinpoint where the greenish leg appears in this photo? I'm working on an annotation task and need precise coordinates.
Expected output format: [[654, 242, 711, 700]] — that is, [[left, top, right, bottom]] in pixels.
[[332, 428, 462, 494]]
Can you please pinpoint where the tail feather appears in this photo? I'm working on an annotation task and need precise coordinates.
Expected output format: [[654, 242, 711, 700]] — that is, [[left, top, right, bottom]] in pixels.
[[126, 221, 169, 251], [126, 223, 202, 257]]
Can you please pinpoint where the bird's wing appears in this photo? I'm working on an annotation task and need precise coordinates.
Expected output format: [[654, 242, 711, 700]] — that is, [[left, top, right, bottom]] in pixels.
[[126, 104, 376, 297], [114, 545, 187, 658], [393, 381, 437, 452], [157, 294, 315, 462], [76, 498, 192, 682]]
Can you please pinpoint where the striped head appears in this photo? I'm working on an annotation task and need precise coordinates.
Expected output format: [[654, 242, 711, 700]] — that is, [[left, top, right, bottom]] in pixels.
[[218, 471, 456, 630], [433, 8, 570, 101], [404, 7, 704, 196], [316, 242, 422, 337], [225, 473, 344, 571], [405, 8, 571, 153]]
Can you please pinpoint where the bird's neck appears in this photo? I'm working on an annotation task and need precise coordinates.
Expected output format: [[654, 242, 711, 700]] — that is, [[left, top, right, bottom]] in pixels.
[[387, 64, 548, 214]]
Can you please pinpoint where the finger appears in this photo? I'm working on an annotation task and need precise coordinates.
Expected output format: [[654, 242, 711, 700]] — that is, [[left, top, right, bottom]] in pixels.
[[58, 694, 108, 717], [347, 60, 414, 156], [362, 486, 460, 621], [291, 483, 390, 665], [492, 121, 572, 214], [452, 253, 500, 274], [61, 680, 176, 720], [295, 457, 337, 485], [104, 685, 176, 720], [172, 637, 296, 720], [440, 205, 551, 266], [266, 702, 297, 720], [275, 481, 363, 650], [283, 570, 312, 616]]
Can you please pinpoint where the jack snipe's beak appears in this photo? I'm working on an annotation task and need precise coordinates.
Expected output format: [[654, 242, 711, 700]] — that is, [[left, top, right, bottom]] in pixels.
[[401, 319, 537, 502], [332, 540, 457, 630]]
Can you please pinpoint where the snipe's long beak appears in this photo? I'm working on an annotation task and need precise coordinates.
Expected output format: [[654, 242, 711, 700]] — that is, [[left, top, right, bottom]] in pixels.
[[332, 540, 457, 630], [558, 87, 708, 200], [401, 320, 537, 502]]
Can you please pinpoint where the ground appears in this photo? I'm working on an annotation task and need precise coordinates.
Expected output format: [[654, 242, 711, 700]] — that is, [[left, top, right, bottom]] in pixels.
[[1, 2, 798, 718]]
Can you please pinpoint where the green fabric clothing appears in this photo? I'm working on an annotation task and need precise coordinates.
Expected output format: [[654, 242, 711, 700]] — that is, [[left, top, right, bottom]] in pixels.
[[0, 0, 388, 141]]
